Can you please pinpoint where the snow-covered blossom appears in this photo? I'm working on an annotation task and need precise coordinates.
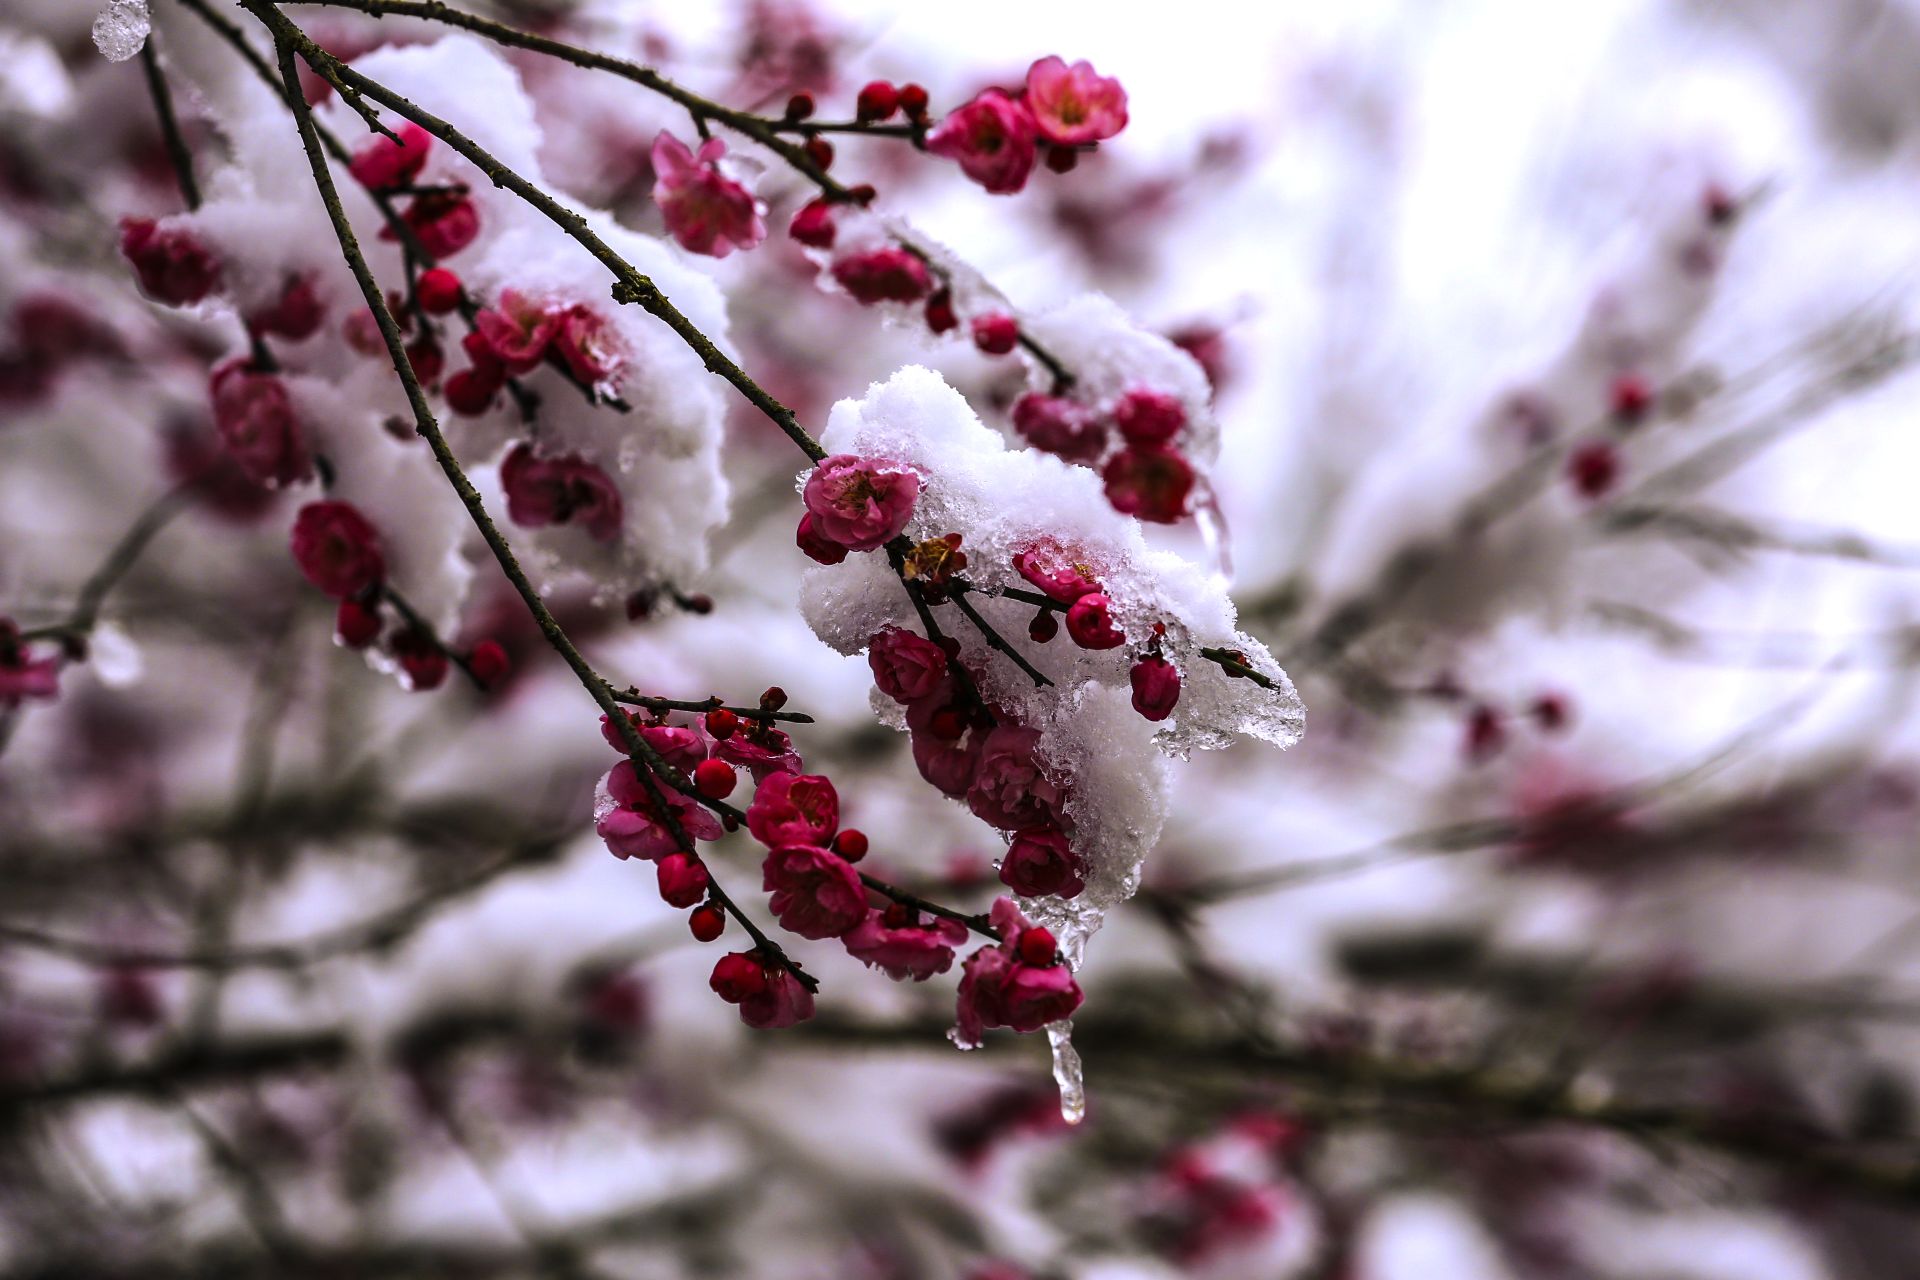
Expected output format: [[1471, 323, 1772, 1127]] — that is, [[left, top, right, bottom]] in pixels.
[[118, 217, 219, 306], [926, 89, 1039, 194], [500, 444, 624, 544], [1112, 387, 1185, 445], [551, 304, 627, 385], [966, 724, 1066, 830], [1023, 56, 1128, 146], [245, 275, 325, 341], [1129, 655, 1182, 722], [474, 289, 559, 373], [1012, 392, 1105, 463], [867, 625, 948, 702], [1000, 827, 1084, 899], [650, 131, 766, 258], [1102, 444, 1196, 523]]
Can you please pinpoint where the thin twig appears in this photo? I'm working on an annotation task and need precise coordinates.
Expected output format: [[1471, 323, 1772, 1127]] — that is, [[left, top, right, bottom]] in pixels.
[[139, 37, 200, 210]]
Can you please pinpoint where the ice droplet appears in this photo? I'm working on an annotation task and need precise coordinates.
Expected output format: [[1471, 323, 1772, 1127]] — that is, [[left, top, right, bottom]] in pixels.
[[1048, 1020, 1085, 1124], [91, 0, 150, 64], [88, 623, 143, 688]]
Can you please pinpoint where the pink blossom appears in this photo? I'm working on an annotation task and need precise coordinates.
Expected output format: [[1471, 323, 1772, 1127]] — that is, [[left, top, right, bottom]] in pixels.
[[762, 844, 867, 939], [347, 123, 433, 190], [599, 714, 709, 772], [905, 677, 986, 797], [801, 454, 921, 551], [390, 626, 448, 692], [211, 364, 311, 489], [843, 908, 968, 981], [1112, 388, 1186, 446], [796, 512, 848, 564], [246, 275, 325, 341], [868, 626, 948, 703], [1129, 655, 1182, 722], [788, 197, 837, 248], [598, 761, 723, 860], [551, 304, 627, 386], [1567, 440, 1619, 499], [382, 192, 479, 259], [1024, 56, 1129, 147], [290, 501, 385, 599], [1065, 593, 1125, 650], [739, 965, 815, 1029], [1012, 541, 1102, 604], [709, 952, 816, 1029], [830, 248, 933, 304], [1000, 827, 1084, 899], [954, 898, 1084, 1045], [655, 853, 711, 908], [651, 132, 766, 258], [1011, 393, 1107, 463], [714, 724, 804, 782], [474, 290, 560, 374], [967, 725, 1066, 831], [926, 90, 1039, 194], [746, 771, 840, 847], [1103, 445, 1195, 523], [0, 620, 61, 708], [500, 444, 624, 544], [118, 217, 221, 307], [971, 312, 1018, 355]]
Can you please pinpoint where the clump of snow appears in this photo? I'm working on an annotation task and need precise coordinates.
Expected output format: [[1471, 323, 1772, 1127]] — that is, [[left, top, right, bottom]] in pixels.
[[799, 365, 1303, 936], [1021, 291, 1221, 464]]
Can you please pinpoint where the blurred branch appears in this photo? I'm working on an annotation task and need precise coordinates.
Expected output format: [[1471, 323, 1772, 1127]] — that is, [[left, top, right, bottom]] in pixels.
[[1601, 502, 1920, 570], [138, 36, 200, 210], [17, 483, 195, 651]]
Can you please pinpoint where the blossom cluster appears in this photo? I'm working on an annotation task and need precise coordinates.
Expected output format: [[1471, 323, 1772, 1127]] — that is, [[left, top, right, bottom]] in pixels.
[[588, 699, 1082, 1040], [797, 367, 1302, 980]]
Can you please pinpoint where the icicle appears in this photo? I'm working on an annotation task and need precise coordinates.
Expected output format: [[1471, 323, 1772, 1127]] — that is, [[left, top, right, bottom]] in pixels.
[[1048, 1020, 1085, 1124]]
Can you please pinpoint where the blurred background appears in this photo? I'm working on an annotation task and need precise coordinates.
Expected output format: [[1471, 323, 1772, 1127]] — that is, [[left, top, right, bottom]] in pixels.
[[5, 0, 1920, 1276]]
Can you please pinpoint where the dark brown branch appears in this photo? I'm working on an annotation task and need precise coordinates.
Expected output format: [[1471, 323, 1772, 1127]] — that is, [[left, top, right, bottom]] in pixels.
[[250, 4, 814, 992], [139, 37, 200, 210]]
